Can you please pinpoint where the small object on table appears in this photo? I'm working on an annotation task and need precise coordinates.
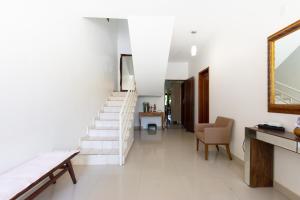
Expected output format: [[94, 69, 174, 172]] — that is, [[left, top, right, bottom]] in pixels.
[[257, 124, 285, 132], [294, 128, 300, 137], [294, 117, 300, 137], [148, 123, 157, 133]]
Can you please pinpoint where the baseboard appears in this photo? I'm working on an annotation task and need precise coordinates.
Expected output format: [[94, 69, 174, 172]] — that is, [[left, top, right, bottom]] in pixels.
[[274, 181, 300, 200], [218, 147, 244, 167], [231, 152, 244, 167]]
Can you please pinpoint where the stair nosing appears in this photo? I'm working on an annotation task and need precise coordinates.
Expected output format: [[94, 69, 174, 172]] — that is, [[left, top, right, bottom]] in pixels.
[[80, 148, 119, 155], [81, 136, 119, 141], [89, 127, 119, 130]]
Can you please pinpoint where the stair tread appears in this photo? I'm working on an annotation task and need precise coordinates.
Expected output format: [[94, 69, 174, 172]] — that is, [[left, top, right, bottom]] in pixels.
[[90, 126, 119, 130], [95, 119, 119, 121], [80, 148, 119, 155], [108, 99, 124, 101], [82, 135, 119, 141]]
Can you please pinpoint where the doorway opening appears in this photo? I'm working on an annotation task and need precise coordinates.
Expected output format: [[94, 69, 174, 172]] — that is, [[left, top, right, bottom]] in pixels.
[[120, 54, 134, 92], [164, 80, 184, 128], [198, 68, 209, 123]]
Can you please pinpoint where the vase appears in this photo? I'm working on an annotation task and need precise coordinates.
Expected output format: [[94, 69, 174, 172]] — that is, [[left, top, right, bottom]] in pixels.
[[294, 128, 300, 137]]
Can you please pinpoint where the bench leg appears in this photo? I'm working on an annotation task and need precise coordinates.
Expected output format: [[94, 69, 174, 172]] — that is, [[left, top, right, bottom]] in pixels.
[[66, 161, 77, 184], [49, 173, 56, 184], [196, 138, 199, 151]]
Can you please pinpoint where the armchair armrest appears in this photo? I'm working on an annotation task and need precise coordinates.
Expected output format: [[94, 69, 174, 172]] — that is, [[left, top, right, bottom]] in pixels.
[[195, 123, 214, 132], [204, 127, 230, 144]]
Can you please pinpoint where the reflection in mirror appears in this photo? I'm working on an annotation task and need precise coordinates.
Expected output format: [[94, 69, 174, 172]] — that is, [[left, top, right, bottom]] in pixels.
[[120, 55, 134, 91], [274, 29, 300, 104]]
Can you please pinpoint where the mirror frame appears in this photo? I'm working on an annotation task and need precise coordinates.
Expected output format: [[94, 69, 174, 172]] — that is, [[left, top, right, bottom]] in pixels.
[[268, 20, 300, 114], [120, 54, 132, 92]]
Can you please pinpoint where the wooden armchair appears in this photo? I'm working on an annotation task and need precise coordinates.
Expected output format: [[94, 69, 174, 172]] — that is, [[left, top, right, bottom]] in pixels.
[[195, 116, 234, 160]]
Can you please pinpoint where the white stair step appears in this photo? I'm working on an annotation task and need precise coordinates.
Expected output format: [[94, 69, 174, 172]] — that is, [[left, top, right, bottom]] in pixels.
[[108, 96, 126, 101], [105, 100, 124, 107], [88, 128, 119, 137], [79, 148, 119, 155], [80, 140, 119, 149], [95, 120, 119, 128], [112, 92, 127, 97], [81, 135, 119, 141], [99, 112, 119, 120], [73, 154, 119, 165], [103, 106, 121, 113]]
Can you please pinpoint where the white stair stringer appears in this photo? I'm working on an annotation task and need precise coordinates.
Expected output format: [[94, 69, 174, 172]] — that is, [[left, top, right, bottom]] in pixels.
[[73, 91, 137, 165]]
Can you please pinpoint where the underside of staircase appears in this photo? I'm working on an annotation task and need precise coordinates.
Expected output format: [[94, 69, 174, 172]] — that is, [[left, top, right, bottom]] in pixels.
[[74, 92, 136, 165]]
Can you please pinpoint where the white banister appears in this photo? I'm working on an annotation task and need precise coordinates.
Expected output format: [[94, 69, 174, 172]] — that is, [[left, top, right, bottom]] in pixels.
[[119, 77, 137, 165], [276, 81, 300, 94]]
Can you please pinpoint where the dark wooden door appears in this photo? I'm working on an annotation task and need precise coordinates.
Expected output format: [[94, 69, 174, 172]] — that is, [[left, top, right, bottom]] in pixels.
[[199, 68, 209, 123], [182, 77, 195, 132], [181, 82, 185, 127]]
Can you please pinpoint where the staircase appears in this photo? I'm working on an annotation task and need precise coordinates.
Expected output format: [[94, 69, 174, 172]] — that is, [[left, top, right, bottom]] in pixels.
[[74, 80, 137, 165], [275, 81, 300, 104]]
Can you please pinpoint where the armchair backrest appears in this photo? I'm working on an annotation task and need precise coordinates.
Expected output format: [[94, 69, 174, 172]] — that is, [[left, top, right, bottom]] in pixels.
[[214, 116, 234, 140]]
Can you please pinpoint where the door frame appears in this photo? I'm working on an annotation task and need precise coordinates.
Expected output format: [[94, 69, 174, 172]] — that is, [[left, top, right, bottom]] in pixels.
[[183, 77, 195, 132], [120, 54, 132, 92], [198, 67, 209, 123], [164, 79, 184, 127]]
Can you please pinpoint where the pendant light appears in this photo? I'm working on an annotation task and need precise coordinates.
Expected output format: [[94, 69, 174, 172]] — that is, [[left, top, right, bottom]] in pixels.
[[190, 30, 197, 56]]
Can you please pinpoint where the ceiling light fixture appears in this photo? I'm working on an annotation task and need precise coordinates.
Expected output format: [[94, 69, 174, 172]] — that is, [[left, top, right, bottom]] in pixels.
[[191, 45, 197, 56], [190, 30, 197, 56]]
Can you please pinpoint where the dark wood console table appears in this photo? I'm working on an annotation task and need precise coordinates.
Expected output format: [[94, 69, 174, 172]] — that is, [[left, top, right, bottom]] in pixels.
[[139, 112, 165, 130], [244, 127, 300, 187]]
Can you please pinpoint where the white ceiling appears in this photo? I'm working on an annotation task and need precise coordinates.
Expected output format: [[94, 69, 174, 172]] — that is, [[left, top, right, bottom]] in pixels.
[[83, 0, 300, 95], [83, 0, 297, 63]]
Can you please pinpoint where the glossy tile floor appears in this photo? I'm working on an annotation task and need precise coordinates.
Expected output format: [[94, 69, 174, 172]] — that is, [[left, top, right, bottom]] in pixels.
[[37, 129, 288, 200]]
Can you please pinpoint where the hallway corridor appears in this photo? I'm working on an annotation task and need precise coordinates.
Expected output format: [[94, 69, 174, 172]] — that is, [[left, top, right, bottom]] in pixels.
[[37, 129, 288, 200]]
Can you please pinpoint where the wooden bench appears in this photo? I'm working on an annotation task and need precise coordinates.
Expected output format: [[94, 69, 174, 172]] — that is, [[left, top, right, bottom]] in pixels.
[[0, 150, 79, 200]]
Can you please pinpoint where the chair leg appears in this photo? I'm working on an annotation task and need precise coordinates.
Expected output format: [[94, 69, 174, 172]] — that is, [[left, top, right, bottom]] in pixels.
[[216, 145, 219, 152], [205, 144, 208, 160], [225, 144, 232, 160], [196, 138, 199, 151]]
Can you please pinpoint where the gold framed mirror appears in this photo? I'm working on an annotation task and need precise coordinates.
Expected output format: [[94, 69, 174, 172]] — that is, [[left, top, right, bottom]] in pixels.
[[268, 20, 300, 114]]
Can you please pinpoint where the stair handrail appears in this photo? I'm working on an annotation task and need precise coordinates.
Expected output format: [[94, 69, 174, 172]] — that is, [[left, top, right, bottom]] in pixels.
[[275, 88, 300, 104], [119, 77, 137, 165], [275, 81, 300, 94]]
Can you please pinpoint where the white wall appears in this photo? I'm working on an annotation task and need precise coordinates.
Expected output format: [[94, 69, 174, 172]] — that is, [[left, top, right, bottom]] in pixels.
[[188, 6, 300, 195], [0, 3, 118, 173], [117, 20, 132, 55], [117, 20, 132, 91], [166, 62, 188, 80], [275, 29, 300, 68], [134, 96, 165, 128], [129, 16, 175, 96]]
